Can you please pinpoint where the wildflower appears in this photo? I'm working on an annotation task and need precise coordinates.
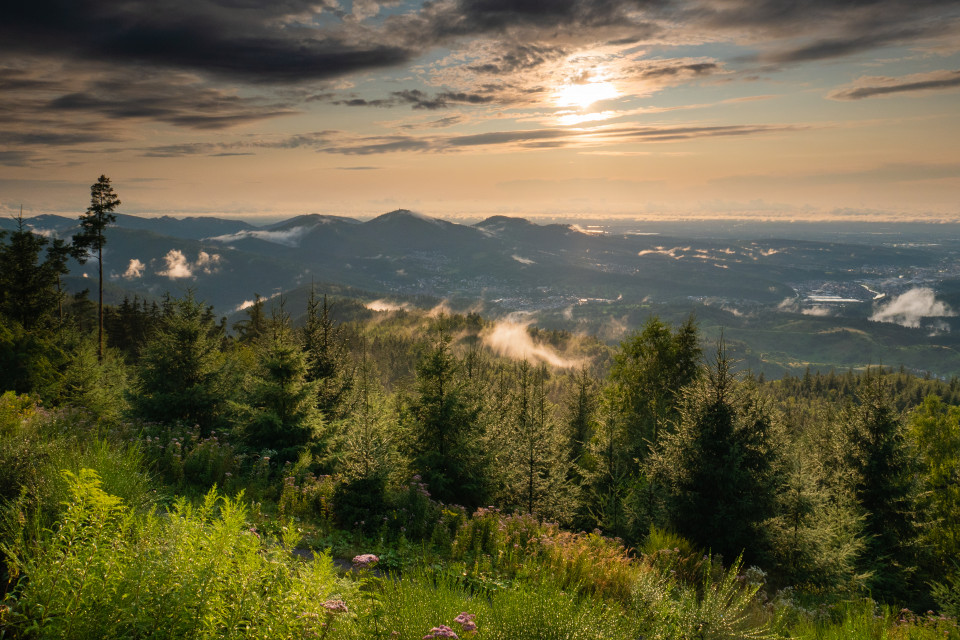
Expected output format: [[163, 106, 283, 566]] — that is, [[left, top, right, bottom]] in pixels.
[[353, 553, 379, 569], [454, 612, 477, 634], [322, 599, 349, 614], [423, 624, 458, 639]]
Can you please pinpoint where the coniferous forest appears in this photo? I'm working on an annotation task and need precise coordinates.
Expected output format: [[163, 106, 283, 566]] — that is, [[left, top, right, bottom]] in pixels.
[[2, 182, 960, 639]]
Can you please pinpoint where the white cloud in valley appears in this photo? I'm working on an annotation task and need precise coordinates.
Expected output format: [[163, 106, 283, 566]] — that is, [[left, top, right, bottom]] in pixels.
[[207, 227, 310, 248], [869, 288, 955, 328], [156, 249, 222, 280], [123, 258, 145, 279]]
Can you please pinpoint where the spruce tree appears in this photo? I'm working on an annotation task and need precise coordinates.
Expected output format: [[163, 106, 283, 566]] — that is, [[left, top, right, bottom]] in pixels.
[[843, 372, 918, 602], [909, 395, 960, 582], [650, 342, 782, 563], [232, 293, 267, 345], [133, 292, 232, 431], [73, 175, 120, 362], [301, 287, 352, 421], [406, 318, 486, 507], [608, 315, 701, 459], [241, 303, 324, 462]]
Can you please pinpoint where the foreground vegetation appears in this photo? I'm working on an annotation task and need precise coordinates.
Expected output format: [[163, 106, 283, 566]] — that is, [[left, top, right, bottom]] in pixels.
[[2, 196, 960, 638]]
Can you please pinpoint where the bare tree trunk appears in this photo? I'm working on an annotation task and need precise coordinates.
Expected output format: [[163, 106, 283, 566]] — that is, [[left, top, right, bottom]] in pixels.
[[97, 227, 103, 363]]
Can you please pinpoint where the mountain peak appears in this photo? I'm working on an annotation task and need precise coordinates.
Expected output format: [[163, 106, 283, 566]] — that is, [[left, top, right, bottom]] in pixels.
[[368, 209, 445, 226]]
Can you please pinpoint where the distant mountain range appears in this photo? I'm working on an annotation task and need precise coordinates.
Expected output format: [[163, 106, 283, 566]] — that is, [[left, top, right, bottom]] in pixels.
[[6, 209, 960, 377]]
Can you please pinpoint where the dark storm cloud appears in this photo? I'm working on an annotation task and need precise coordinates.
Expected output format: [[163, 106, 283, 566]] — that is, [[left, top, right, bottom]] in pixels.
[[693, 0, 960, 64], [828, 70, 960, 100], [395, 89, 495, 109], [46, 90, 294, 130], [437, 0, 666, 33], [3, 0, 957, 93], [1, 1, 418, 84]]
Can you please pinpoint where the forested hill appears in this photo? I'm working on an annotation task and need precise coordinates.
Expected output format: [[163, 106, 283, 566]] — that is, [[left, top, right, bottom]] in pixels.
[[8, 208, 960, 379]]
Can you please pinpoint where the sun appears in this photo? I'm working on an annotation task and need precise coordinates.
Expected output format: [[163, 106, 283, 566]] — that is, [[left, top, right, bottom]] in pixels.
[[554, 79, 619, 110]]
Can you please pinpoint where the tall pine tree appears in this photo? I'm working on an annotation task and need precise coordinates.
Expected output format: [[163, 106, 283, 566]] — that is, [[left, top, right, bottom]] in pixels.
[[73, 175, 120, 362]]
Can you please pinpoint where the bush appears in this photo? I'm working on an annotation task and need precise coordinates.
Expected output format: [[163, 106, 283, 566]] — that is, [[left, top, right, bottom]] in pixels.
[[3, 470, 351, 640]]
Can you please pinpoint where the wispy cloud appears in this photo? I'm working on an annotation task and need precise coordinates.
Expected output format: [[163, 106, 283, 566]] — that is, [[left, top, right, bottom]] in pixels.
[[828, 69, 960, 100]]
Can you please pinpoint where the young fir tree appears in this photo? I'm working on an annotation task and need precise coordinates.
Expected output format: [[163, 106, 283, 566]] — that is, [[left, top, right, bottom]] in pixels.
[[564, 364, 598, 477], [133, 292, 232, 431], [607, 315, 701, 460], [300, 287, 353, 421], [58, 333, 129, 426], [240, 303, 324, 462], [909, 395, 960, 584], [406, 318, 487, 507], [843, 372, 919, 602], [339, 337, 398, 483], [649, 342, 782, 563], [766, 437, 868, 591], [232, 293, 267, 345], [0, 214, 74, 398], [72, 175, 120, 362], [0, 213, 71, 330]]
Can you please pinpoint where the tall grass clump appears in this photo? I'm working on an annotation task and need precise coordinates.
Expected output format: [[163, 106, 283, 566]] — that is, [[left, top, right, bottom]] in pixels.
[[2, 469, 351, 639], [781, 598, 960, 639], [451, 507, 637, 603], [364, 567, 639, 640], [632, 555, 775, 640]]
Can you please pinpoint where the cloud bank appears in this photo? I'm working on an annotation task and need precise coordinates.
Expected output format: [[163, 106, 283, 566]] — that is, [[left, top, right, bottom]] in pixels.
[[870, 287, 955, 328]]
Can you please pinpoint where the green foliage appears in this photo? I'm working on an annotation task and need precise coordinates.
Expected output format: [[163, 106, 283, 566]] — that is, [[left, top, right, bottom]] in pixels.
[[0, 404, 152, 544], [632, 555, 775, 640], [371, 568, 639, 640], [932, 563, 960, 620], [650, 343, 783, 564], [491, 361, 577, 522], [909, 395, 960, 576], [842, 373, 919, 602], [0, 316, 66, 401], [239, 306, 324, 462], [0, 214, 72, 331], [3, 471, 350, 640], [133, 292, 235, 431], [72, 175, 121, 361], [781, 598, 960, 640], [405, 320, 487, 507], [608, 314, 701, 456], [338, 338, 399, 482], [302, 288, 354, 422], [57, 334, 129, 425]]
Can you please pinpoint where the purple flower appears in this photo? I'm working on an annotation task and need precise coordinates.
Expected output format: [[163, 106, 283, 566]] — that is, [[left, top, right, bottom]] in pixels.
[[423, 625, 458, 639], [352, 553, 379, 569], [454, 612, 477, 633], [322, 599, 349, 614]]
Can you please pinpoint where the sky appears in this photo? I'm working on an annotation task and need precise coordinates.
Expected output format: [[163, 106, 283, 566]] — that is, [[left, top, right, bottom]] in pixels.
[[2, 0, 960, 222]]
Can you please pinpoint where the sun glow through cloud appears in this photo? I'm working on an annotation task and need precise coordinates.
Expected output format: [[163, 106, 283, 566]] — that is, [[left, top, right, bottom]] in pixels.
[[553, 79, 620, 110]]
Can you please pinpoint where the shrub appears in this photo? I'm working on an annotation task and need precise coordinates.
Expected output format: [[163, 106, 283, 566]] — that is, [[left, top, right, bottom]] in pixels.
[[3, 470, 351, 640]]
